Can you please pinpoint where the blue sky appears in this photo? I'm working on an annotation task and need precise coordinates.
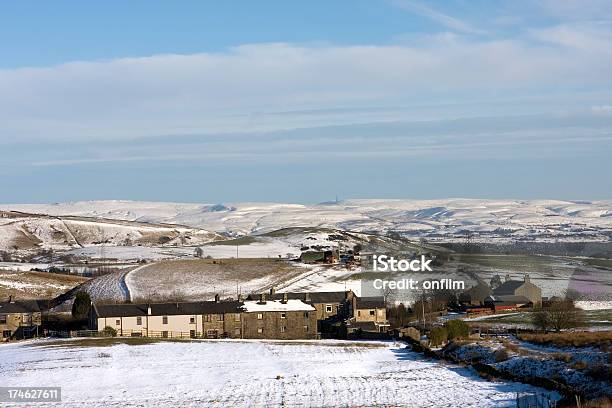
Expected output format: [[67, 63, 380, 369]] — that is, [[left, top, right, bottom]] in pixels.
[[1, 1, 611, 203]]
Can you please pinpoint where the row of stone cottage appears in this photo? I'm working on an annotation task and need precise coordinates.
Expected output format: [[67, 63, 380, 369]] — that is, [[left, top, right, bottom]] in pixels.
[[88, 290, 390, 339]]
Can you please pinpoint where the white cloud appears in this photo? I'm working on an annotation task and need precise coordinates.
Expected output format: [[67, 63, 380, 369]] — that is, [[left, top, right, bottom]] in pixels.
[[592, 105, 612, 115], [0, 25, 611, 143], [389, 0, 485, 35]]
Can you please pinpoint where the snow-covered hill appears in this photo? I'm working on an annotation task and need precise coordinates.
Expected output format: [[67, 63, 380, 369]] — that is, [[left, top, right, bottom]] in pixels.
[[3, 199, 611, 242], [0, 210, 223, 251]]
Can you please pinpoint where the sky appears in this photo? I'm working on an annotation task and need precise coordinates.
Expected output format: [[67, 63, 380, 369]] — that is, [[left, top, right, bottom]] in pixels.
[[1, 0, 611, 204]]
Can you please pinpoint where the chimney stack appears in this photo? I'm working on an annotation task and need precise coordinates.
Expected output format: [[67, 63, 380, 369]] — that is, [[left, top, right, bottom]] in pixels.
[[147, 305, 152, 315], [304, 292, 310, 302], [524, 274, 530, 283], [281, 293, 288, 304], [8, 295, 13, 303], [505, 273, 511, 282], [258, 293, 267, 304], [215, 294, 220, 303], [269, 287, 276, 296], [238, 294, 245, 302]]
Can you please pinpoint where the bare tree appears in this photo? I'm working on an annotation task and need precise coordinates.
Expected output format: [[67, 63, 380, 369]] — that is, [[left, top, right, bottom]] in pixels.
[[532, 299, 585, 332]]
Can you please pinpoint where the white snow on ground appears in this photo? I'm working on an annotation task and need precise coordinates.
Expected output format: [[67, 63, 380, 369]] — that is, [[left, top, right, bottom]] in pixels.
[[576, 300, 612, 310], [0, 262, 50, 272], [0, 339, 560, 407], [4, 198, 612, 242], [66, 246, 196, 261], [278, 265, 363, 296], [199, 240, 297, 259]]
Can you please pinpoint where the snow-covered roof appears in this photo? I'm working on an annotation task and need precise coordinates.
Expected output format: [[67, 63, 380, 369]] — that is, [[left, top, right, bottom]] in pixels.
[[242, 299, 315, 313]]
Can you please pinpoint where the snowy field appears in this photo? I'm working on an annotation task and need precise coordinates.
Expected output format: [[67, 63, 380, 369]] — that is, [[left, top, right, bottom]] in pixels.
[[0, 339, 560, 407]]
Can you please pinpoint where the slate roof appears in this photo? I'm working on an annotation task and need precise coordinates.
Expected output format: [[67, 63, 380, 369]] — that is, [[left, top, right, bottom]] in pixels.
[[0, 300, 43, 314], [247, 291, 347, 304], [460, 283, 492, 301], [492, 280, 525, 295], [485, 295, 531, 305], [93, 301, 244, 318], [355, 297, 385, 309]]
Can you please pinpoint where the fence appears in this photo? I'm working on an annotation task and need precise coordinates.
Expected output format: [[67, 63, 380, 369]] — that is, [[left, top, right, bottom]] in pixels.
[[47, 329, 229, 339]]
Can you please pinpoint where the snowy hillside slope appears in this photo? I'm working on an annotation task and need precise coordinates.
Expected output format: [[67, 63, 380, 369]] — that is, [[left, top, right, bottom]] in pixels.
[[3, 199, 611, 242], [0, 210, 223, 251]]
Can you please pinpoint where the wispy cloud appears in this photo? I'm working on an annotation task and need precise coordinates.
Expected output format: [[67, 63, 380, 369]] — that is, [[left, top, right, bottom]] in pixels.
[[1, 25, 611, 144], [389, 0, 485, 35]]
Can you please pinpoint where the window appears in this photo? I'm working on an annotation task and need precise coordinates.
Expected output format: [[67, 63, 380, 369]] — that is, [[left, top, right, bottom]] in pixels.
[[218, 314, 224, 321], [280, 326, 286, 333], [190, 316, 196, 324], [280, 313, 286, 319], [303, 325, 309, 332], [357, 311, 361, 317], [115, 319, 121, 326], [369, 310, 375, 316], [303, 312, 309, 318], [0, 315, 6, 324], [257, 313, 263, 320], [162, 331, 168, 338], [204, 314, 211, 322], [325, 305, 333, 313], [257, 328, 263, 334], [190, 330, 196, 338], [136, 316, 142, 325], [234, 328, 241, 335], [162, 316, 168, 325]]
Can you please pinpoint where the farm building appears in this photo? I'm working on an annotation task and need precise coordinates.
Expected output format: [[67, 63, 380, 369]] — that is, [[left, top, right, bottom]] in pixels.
[[0, 297, 43, 340], [299, 250, 338, 264], [492, 274, 541, 306], [458, 282, 492, 306], [484, 295, 533, 312]]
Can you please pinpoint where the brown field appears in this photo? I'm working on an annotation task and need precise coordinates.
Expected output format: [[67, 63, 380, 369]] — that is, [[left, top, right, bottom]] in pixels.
[[0, 271, 88, 300], [518, 331, 612, 348]]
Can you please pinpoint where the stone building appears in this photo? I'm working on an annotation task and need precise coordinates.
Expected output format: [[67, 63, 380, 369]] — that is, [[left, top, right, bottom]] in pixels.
[[0, 297, 43, 340], [349, 296, 389, 333], [241, 295, 317, 340], [247, 289, 354, 332], [90, 298, 243, 338], [492, 274, 542, 306]]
